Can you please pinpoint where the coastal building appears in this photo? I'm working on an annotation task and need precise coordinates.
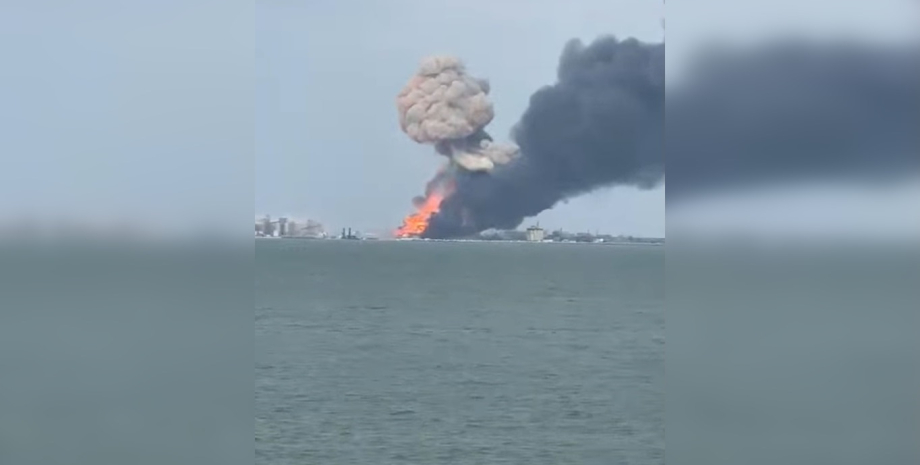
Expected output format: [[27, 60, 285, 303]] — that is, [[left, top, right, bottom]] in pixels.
[[525, 225, 545, 242], [277, 217, 288, 237], [256, 215, 326, 238], [261, 215, 273, 237]]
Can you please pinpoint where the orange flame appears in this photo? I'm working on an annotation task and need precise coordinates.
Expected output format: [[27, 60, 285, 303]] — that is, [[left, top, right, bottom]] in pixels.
[[395, 178, 454, 238], [394, 193, 444, 238]]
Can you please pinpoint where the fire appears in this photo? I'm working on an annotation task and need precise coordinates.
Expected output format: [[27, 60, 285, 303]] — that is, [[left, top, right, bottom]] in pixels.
[[394, 192, 445, 238], [395, 175, 455, 238]]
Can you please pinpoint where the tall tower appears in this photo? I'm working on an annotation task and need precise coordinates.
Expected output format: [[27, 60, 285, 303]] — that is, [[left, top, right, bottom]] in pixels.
[[278, 217, 288, 237], [262, 215, 273, 237]]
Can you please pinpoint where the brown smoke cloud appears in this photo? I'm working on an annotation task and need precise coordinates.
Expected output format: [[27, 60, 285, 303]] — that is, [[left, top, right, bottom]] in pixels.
[[396, 55, 518, 172]]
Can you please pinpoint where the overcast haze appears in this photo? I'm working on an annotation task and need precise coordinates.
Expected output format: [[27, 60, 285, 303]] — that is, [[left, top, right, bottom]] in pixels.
[[3, 1, 914, 237], [258, 0, 919, 238], [666, 0, 920, 238], [2, 2, 251, 234], [256, 0, 664, 236]]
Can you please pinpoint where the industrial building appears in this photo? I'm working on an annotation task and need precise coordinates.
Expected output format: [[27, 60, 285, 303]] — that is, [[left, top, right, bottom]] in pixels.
[[255, 215, 326, 238], [525, 225, 545, 242]]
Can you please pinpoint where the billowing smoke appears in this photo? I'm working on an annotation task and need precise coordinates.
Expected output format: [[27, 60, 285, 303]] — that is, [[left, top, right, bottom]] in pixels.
[[397, 55, 519, 172], [667, 41, 920, 200], [425, 37, 665, 238], [399, 36, 920, 239]]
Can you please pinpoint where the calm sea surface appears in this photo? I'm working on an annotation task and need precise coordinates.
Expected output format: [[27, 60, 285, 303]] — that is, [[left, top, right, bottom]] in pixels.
[[255, 239, 665, 464]]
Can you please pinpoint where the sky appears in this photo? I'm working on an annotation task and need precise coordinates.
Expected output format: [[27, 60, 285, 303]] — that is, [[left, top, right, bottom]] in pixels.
[[255, 0, 665, 236], [1, 1, 915, 238], [2, 1, 252, 236], [666, 0, 920, 238], [256, 0, 918, 238]]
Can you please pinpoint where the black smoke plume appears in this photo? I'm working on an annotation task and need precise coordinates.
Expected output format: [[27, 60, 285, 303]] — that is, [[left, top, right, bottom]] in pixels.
[[426, 36, 665, 238], [666, 41, 920, 201], [422, 37, 920, 238]]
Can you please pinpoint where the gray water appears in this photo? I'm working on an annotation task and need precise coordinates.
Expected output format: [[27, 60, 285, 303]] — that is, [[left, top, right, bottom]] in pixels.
[[255, 239, 665, 464]]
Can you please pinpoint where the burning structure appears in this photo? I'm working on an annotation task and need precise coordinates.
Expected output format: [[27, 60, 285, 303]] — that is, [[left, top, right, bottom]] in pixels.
[[394, 37, 664, 239], [393, 55, 519, 238], [394, 35, 919, 239]]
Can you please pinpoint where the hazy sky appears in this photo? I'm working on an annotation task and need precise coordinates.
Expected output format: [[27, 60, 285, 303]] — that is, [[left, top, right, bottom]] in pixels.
[[2, 1, 251, 234], [3, 2, 914, 237], [666, 0, 920, 238], [256, 0, 918, 237], [256, 0, 665, 236]]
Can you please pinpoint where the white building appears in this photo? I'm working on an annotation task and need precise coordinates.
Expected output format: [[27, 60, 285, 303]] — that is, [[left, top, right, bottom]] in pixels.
[[525, 225, 545, 242]]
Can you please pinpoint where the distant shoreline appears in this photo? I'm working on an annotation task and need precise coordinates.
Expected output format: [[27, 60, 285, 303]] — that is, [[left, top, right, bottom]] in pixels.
[[255, 236, 663, 246]]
